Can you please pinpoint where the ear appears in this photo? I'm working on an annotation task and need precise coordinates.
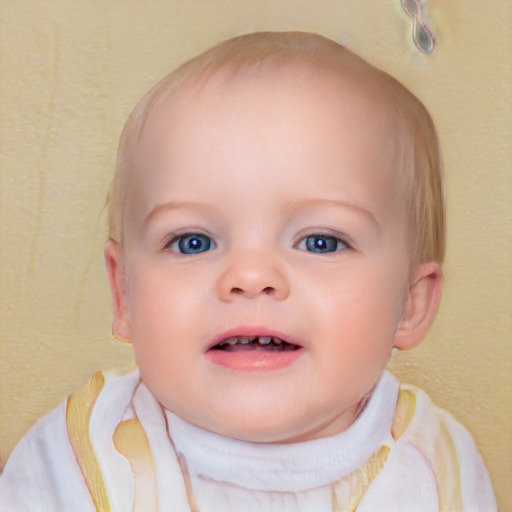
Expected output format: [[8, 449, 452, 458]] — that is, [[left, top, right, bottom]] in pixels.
[[393, 261, 443, 350], [104, 239, 133, 342]]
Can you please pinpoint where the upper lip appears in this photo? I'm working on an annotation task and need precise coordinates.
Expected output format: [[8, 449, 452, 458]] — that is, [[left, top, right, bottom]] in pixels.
[[206, 326, 303, 351]]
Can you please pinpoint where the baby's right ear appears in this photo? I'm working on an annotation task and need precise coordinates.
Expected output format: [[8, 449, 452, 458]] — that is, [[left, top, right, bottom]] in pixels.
[[104, 240, 133, 343]]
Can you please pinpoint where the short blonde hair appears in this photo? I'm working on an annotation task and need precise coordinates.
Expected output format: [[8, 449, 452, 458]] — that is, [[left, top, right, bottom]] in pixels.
[[108, 31, 445, 264]]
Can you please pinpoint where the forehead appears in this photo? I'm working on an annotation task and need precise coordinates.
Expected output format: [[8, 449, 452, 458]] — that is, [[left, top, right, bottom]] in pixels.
[[138, 60, 402, 166], [128, 61, 406, 224]]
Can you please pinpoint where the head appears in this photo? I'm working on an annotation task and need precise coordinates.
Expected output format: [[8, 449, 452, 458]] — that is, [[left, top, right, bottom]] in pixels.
[[105, 32, 444, 443]]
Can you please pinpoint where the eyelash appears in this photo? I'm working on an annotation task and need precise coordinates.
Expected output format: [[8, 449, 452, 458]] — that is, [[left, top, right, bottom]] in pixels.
[[164, 232, 349, 255]]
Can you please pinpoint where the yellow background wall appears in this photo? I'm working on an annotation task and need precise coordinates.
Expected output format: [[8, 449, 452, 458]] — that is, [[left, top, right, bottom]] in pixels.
[[0, 1, 510, 508]]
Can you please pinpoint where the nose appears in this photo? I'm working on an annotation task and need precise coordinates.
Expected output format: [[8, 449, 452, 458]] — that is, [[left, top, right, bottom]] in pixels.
[[216, 252, 290, 302]]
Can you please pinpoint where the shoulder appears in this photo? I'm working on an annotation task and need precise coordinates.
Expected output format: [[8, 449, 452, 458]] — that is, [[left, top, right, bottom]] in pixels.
[[393, 378, 497, 511], [0, 365, 140, 512], [401, 384, 497, 512], [358, 373, 496, 512], [0, 400, 94, 511]]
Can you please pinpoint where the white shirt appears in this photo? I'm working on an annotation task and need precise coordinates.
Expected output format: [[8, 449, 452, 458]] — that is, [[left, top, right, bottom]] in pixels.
[[0, 367, 497, 511]]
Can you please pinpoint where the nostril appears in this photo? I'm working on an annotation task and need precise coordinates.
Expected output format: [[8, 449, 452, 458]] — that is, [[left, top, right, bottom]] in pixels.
[[229, 286, 275, 296]]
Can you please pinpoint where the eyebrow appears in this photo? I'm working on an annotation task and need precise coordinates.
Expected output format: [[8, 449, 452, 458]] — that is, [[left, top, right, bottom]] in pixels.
[[285, 198, 381, 231], [144, 198, 381, 231], [143, 201, 214, 227]]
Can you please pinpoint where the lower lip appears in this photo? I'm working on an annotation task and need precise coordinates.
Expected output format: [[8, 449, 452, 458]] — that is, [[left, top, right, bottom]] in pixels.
[[206, 348, 304, 372]]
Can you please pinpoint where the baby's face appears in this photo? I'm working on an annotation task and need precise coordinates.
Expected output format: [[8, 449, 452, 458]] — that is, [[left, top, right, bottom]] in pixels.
[[112, 66, 415, 443]]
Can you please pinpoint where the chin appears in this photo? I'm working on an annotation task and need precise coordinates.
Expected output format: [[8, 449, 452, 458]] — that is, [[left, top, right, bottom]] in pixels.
[[197, 409, 318, 444]]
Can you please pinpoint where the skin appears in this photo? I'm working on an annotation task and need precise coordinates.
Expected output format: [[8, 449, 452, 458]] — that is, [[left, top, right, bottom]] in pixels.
[[105, 64, 442, 443]]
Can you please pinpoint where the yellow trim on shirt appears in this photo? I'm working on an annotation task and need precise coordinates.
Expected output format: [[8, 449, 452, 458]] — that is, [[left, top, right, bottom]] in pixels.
[[391, 388, 416, 441], [113, 418, 158, 511], [66, 371, 111, 512], [434, 421, 462, 511]]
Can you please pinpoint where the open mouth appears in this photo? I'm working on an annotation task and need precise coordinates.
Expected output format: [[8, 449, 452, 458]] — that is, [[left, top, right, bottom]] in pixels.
[[210, 336, 300, 353]]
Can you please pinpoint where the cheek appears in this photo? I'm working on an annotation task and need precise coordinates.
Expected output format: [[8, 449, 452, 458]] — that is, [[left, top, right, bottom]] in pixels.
[[126, 264, 177, 347], [323, 263, 405, 314], [128, 258, 201, 309], [126, 261, 212, 359], [308, 264, 407, 350]]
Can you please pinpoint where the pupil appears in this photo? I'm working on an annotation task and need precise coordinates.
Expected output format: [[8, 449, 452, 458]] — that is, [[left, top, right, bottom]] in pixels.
[[179, 234, 211, 254], [306, 235, 336, 253]]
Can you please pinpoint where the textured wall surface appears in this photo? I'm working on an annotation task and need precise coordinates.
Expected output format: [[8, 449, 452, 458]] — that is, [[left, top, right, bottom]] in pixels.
[[0, 0, 510, 508]]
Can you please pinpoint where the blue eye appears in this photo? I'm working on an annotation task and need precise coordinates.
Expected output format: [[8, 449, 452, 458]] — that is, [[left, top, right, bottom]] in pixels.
[[171, 233, 215, 254], [298, 234, 347, 254]]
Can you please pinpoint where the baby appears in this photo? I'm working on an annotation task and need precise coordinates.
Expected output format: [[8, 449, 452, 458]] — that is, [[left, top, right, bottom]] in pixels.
[[0, 32, 496, 511]]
